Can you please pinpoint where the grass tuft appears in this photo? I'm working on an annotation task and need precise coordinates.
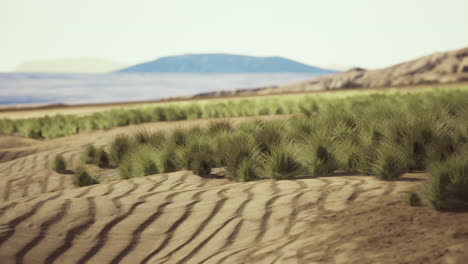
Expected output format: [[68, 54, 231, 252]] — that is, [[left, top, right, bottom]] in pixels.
[[81, 144, 97, 164], [52, 154, 67, 173], [107, 134, 135, 166], [263, 142, 306, 180], [95, 148, 110, 168], [74, 165, 99, 186], [407, 191, 422, 207], [371, 140, 412, 180], [425, 150, 468, 210]]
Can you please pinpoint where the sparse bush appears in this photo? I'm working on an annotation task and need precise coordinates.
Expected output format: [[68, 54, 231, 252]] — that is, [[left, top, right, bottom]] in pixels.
[[74, 165, 99, 186], [52, 154, 67, 173]]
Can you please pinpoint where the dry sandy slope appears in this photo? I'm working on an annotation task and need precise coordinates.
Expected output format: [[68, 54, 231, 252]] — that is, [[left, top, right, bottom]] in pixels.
[[0, 117, 467, 264]]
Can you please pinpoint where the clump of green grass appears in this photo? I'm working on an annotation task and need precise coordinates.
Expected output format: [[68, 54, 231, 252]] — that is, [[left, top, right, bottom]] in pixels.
[[81, 144, 97, 164], [74, 165, 99, 186], [118, 145, 159, 179], [175, 134, 216, 176], [95, 148, 110, 168], [263, 142, 306, 180], [299, 123, 338, 176], [207, 120, 234, 135], [425, 150, 468, 210], [407, 191, 422, 207], [133, 129, 166, 147], [52, 154, 67, 173], [253, 121, 286, 154], [190, 148, 216, 177], [155, 142, 179, 173], [371, 141, 412, 180], [171, 128, 188, 146], [107, 134, 135, 166], [210, 130, 234, 167], [234, 158, 262, 182], [225, 133, 263, 181]]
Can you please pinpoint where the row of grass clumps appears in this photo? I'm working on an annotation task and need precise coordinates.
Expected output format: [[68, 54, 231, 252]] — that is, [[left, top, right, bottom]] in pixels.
[[55, 89, 468, 210], [90, 90, 468, 210], [1, 87, 466, 140], [0, 96, 306, 139]]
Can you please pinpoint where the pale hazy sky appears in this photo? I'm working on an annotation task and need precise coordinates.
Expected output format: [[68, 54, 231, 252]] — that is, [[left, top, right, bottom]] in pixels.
[[1, 0, 468, 72]]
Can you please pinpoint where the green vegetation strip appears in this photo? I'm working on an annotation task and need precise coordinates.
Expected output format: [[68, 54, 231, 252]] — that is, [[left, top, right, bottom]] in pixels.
[[1, 88, 463, 139], [75, 88, 468, 210]]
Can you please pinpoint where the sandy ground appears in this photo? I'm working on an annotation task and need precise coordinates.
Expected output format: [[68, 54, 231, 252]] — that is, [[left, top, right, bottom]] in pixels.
[[0, 116, 467, 264]]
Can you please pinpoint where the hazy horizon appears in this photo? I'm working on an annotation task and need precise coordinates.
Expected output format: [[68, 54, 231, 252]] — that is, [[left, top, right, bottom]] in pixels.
[[0, 72, 321, 105], [2, 0, 468, 73]]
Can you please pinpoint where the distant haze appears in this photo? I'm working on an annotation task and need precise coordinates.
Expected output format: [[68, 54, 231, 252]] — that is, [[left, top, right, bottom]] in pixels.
[[14, 58, 124, 73], [2, 0, 467, 72]]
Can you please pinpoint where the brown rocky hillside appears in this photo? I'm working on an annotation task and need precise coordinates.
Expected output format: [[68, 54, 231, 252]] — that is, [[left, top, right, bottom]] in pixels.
[[193, 46, 468, 97]]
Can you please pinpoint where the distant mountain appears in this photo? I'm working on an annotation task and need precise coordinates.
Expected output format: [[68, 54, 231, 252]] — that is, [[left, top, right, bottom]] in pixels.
[[116, 54, 336, 74], [14, 58, 124, 73]]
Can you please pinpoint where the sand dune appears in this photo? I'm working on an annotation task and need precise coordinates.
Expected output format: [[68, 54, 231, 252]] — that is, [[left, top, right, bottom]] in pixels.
[[0, 117, 467, 263]]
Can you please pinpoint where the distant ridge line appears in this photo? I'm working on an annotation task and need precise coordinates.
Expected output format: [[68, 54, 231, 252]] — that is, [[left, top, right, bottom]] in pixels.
[[116, 53, 336, 74]]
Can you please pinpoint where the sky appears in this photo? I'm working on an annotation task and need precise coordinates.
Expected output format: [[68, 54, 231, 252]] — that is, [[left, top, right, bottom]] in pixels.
[[1, 0, 468, 72]]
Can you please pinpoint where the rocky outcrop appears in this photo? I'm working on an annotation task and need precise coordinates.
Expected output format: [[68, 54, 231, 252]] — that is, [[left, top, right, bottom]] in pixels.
[[269, 46, 468, 93], [191, 47, 468, 98]]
